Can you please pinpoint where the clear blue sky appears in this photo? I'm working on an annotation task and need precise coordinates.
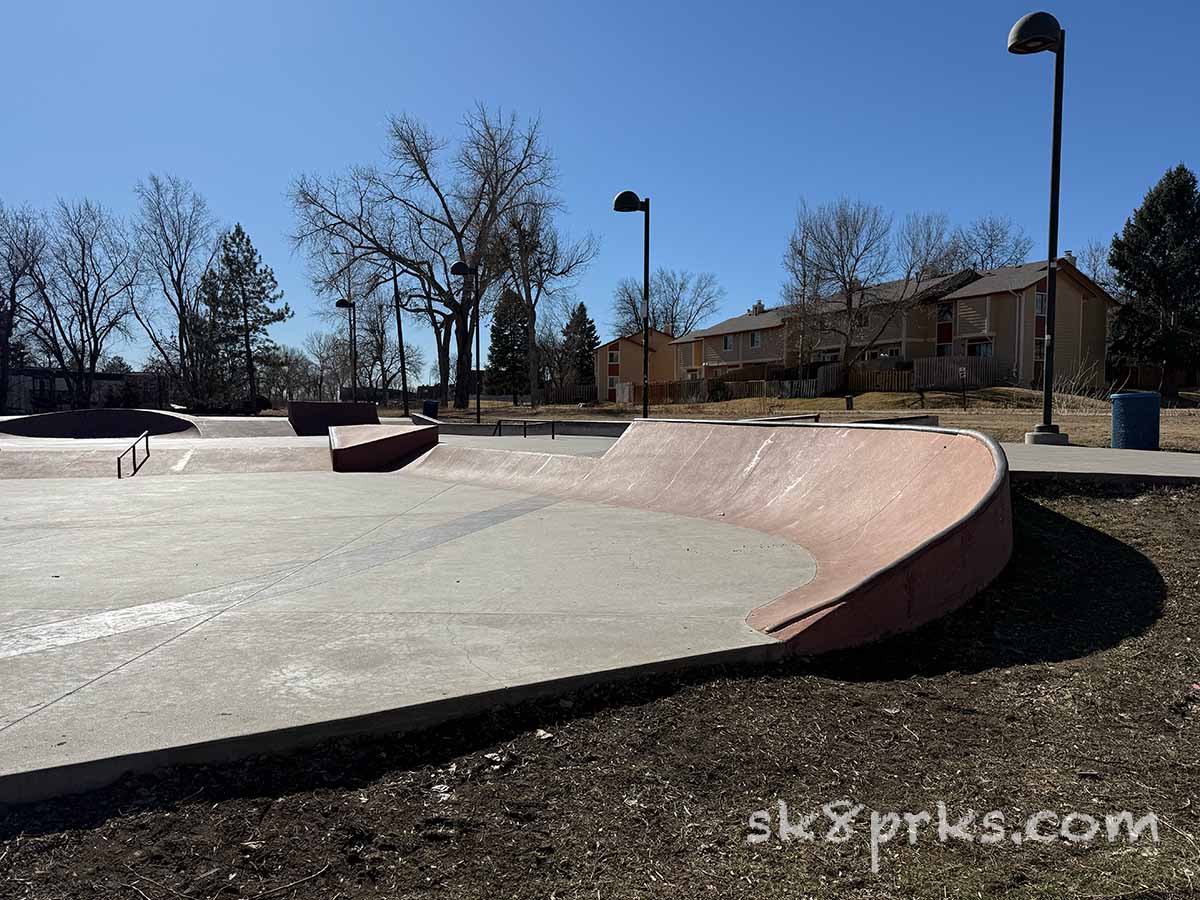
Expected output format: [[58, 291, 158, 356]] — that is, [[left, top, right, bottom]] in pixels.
[[3, 0, 1196, 373]]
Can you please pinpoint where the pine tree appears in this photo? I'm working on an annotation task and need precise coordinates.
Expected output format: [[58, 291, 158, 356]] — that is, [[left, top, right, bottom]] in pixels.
[[1109, 165, 1200, 381], [561, 302, 600, 386], [485, 290, 529, 403], [213, 224, 291, 410]]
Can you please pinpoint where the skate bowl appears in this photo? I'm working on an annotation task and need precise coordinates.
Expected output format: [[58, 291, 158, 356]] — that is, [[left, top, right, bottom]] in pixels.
[[0, 408, 198, 439], [287, 400, 380, 436], [405, 418, 1012, 653]]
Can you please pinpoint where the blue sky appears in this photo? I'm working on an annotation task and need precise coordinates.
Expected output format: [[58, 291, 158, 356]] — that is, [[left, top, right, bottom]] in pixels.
[[3, 0, 1196, 374]]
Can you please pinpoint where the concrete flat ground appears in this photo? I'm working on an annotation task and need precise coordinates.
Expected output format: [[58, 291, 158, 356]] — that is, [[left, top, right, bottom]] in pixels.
[[0, 468, 812, 798]]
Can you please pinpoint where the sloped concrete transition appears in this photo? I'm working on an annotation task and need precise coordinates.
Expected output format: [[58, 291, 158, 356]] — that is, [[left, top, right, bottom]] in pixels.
[[0, 419, 1009, 803]]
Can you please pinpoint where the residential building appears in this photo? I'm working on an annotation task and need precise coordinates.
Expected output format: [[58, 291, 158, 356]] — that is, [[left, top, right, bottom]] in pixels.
[[1, 367, 168, 415], [670, 257, 1113, 388], [669, 301, 788, 379], [593, 328, 676, 401]]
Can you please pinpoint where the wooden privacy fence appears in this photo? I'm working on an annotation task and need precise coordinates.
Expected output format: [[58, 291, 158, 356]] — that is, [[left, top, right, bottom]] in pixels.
[[847, 365, 913, 393], [913, 356, 1002, 390]]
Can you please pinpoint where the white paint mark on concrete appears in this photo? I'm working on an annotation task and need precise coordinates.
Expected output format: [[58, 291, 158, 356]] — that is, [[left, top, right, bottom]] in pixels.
[[170, 449, 195, 473]]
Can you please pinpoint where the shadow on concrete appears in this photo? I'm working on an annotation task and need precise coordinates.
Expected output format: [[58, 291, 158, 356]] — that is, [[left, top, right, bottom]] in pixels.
[[0, 408, 198, 439], [0, 486, 1165, 836]]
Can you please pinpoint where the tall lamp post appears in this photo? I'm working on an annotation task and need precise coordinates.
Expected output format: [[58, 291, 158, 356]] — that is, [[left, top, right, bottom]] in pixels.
[[335, 298, 357, 403], [388, 263, 410, 416], [1009, 10, 1069, 446], [450, 260, 481, 424], [613, 190, 650, 419]]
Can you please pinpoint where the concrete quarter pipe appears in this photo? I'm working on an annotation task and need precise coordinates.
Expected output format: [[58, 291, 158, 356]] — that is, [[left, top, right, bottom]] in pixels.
[[405, 418, 1013, 653]]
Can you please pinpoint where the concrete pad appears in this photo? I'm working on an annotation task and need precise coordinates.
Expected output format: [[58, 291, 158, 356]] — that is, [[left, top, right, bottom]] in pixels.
[[0, 470, 808, 802]]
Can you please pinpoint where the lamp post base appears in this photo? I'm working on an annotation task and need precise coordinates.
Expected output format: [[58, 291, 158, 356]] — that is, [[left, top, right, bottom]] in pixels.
[[1025, 423, 1069, 445]]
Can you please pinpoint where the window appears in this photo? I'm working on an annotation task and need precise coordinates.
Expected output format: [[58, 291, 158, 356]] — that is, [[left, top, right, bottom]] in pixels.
[[749, 331, 761, 349], [607, 350, 619, 365], [852, 308, 870, 328], [1034, 291, 1047, 317], [722, 335, 734, 351], [607, 375, 618, 389], [966, 338, 993, 358], [936, 301, 954, 357], [1033, 290, 1047, 384]]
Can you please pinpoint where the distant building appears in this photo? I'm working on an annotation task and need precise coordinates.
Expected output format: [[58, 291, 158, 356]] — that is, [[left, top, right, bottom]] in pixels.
[[2, 367, 168, 415], [592, 329, 676, 401]]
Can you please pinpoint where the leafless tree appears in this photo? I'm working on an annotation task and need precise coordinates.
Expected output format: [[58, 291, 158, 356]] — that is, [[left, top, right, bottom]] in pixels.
[[780, 200, 823, 367], [23, 200, 139, 408], [945, 214, 1033, 271], [303, 330, 344, 400], [612, 268, 724, 338], [493, 199, 596, 405], [1, 204, 48, 413], [291, 105, 554, 408], [786, 199, 950, 366], [131, 174, 218, 404]]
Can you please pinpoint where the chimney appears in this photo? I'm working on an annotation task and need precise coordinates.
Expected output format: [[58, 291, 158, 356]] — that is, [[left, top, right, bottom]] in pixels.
[[750, 300, 765, 315], [1064, 249, 1076, 266]]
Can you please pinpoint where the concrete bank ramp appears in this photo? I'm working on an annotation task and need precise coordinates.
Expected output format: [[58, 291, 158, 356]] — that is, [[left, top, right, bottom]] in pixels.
[[0, 408, 198, 439], [406, 419, 1012, 653], [329, 423, 438, 472]]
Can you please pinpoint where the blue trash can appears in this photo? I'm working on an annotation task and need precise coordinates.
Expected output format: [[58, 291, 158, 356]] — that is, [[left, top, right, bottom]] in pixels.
[[421, 399, 439, 419], [1110, 391, 1160, 450]]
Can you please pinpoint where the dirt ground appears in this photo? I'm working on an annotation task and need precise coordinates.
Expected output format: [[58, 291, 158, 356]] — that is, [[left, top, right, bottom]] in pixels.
[[3, 483, 1197, 899], [412, 388, 1200, 453]]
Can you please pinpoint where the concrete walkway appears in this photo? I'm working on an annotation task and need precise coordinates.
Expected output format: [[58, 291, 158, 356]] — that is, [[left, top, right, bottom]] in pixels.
[[1001, 442, 1200, 484]]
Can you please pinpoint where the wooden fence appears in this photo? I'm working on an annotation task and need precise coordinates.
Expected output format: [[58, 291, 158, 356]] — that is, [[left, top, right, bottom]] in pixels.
[[913, 356, 1002, 390]]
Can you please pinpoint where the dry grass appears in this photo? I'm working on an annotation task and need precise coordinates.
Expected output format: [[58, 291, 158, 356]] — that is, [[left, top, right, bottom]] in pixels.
[[404, 388, 1200, 452]]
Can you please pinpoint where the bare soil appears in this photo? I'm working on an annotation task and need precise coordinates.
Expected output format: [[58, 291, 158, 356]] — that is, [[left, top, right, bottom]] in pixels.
[[2, 483, 1198, 899]]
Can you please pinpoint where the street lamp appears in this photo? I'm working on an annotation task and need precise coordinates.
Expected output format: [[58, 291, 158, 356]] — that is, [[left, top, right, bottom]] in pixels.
[[613, 189, 650, 418], [1009, 10, 1068, 446], [450, 260, 481, 424], [387, 263, 411, 416], [335, 298, 357, 403]]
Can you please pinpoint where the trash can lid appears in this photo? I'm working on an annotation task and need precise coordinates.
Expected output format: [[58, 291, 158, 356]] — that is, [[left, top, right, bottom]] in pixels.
[[1108, 391, 1160, 401]]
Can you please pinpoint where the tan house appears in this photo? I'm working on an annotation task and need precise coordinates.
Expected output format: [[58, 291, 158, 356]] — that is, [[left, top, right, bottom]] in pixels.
[[669, 256, 1114, 388], [670, 301, 789, 379], [593, 328, 676, 401]]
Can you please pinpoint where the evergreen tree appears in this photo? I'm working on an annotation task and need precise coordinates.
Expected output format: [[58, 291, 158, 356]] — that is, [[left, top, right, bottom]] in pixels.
[[485, 290, 529, 403], [213, 224, 291, 410], [561, 302, 600, 385], [1109, 165, 1200, 381]]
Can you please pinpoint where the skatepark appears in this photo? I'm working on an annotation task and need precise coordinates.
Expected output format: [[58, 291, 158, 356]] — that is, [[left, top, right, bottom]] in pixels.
[[0, 406, 1021, 803]]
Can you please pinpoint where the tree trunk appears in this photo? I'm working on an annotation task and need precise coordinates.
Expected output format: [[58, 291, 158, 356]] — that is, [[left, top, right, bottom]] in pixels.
[[526, 308, 539, 409], [241, 302, 256, 413], [0, 302, 13, 415], [453, 306, 473, 410]]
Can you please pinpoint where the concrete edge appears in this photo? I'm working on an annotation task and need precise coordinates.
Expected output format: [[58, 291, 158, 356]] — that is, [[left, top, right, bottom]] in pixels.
[[0, 641, 783, 807], [1009, 469, 1200, 486]]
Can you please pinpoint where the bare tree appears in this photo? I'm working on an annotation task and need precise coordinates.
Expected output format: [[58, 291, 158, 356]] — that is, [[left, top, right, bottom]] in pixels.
[[787, 199, 950, 366], [1, 204, 47, 413], [611, 268, 724, 338], [780, 200, 823, 367], [292, 105, 554, 408], [303, 330, 343, 400], [23, 200, 139, 408], [493, 199, 596, 405], [131, 174, 217, 405], [946, 214, 1033, 271]]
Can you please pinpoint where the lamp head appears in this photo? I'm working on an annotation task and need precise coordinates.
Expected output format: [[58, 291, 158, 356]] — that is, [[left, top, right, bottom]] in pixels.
[[450, 260, 475, 277], [335, 299, 353, 309], [613, 190, 644, 213], [1008, 11, 1062, 54]]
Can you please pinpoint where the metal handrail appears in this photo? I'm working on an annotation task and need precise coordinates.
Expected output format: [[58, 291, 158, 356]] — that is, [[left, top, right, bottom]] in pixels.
[[117, 431, 150, 479], [494, 418, 556, 440]]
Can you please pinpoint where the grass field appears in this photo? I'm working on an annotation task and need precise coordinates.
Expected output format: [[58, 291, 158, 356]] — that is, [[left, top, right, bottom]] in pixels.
[[402, 387, 1200, 452], [3, 483, 1196, 899]]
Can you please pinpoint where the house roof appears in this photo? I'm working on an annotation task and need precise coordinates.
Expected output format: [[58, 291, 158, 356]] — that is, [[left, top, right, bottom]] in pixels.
[[601, 328, 673, 352], [817, 270, 974, 310], [940, 258, 1117, 304], [669, 308, 786, 344]]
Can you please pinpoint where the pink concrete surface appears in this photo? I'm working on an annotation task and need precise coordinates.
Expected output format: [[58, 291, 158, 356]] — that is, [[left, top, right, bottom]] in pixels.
[[328, 423, 438, 472], [405, 419, 1011, 654]]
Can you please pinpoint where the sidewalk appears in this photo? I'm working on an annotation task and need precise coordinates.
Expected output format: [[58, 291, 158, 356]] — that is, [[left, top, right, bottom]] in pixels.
[[1002, 443, 1200, 484]]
